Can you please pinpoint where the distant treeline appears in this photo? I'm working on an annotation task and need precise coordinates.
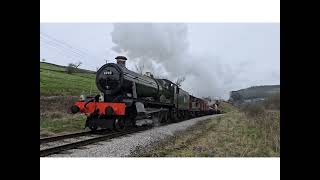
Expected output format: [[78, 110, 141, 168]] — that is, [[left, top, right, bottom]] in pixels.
[[229, 85, 280, 103], [40, 62, 96, 74]]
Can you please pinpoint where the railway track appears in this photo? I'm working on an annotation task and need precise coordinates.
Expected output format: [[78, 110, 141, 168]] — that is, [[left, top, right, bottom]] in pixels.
[[40, 126, 150, 157], [40, 131, 96, 144]]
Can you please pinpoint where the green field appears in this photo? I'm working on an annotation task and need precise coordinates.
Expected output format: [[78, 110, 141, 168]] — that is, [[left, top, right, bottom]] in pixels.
[[40, 62, 99, 96]]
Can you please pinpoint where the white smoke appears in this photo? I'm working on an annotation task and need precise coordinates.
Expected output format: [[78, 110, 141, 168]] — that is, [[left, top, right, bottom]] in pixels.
[[111, 23, 245, 99]]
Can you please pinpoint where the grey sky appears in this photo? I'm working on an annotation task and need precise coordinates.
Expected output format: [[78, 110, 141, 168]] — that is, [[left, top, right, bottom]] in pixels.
[[40, 23, 279, 99]]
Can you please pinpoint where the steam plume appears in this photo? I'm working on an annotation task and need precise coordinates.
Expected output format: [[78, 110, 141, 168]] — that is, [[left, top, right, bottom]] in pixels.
[[111, 23, 243, 99]]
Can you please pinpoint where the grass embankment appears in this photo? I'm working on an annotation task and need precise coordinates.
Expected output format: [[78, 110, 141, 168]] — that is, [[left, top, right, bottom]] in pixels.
[[40, 96, 87, 137], [40, 62, 99, 96], [40, 62, 98, 137], [134, 94, 280, 157]]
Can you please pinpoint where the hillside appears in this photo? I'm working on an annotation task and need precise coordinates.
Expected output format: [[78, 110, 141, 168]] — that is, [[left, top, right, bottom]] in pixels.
[[229, 85, 280, 102], [40, 62, 99, 96]]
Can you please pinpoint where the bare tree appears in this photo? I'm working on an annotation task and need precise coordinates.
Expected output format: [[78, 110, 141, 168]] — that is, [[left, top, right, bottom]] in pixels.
[[75, 61, 82, 68], [135, 63, 145, 75], [134, 62, 168, 79], [175, 76, 186, 87], [67, 63, 76, 74], [66, 61, 82, 74]]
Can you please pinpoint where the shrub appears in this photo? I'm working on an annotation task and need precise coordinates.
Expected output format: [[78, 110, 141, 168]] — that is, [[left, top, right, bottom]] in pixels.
[[263, 93, 280, 110], [66, 63, 77, 74], [240, 100, 280, 155], [66, 62, 82, 74], [240, 103, 265, 117]]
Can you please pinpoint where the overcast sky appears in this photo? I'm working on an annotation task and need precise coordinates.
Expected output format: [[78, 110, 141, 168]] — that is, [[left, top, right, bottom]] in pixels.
[[40, 23, 279, 99]]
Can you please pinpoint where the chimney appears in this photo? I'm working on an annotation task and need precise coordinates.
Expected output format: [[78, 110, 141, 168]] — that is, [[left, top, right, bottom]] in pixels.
[[115, 56, 127, 67]]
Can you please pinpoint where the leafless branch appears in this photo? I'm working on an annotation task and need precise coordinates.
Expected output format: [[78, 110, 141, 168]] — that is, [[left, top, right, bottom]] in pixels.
[[175, 76, 186, 87], [135, 63, 145, 75]]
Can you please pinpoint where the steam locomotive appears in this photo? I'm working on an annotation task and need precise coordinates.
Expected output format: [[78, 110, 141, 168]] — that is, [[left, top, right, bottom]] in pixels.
[[70, 56, 218, 131]]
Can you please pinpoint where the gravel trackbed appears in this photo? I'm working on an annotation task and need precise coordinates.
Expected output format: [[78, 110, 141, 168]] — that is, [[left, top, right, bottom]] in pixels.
[[48, 114, 223, 157]]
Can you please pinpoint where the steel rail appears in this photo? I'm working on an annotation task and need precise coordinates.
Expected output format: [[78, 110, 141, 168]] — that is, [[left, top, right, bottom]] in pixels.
[[40, 126, 150, 157], [40, 130, 106, 144]]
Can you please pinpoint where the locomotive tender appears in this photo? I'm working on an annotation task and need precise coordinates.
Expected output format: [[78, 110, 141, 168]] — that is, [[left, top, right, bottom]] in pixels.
[[70, 56, 217, 131]]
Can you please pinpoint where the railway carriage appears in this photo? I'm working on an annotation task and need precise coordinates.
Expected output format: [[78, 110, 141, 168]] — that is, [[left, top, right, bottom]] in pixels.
[[189, 95, 200, 117]]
